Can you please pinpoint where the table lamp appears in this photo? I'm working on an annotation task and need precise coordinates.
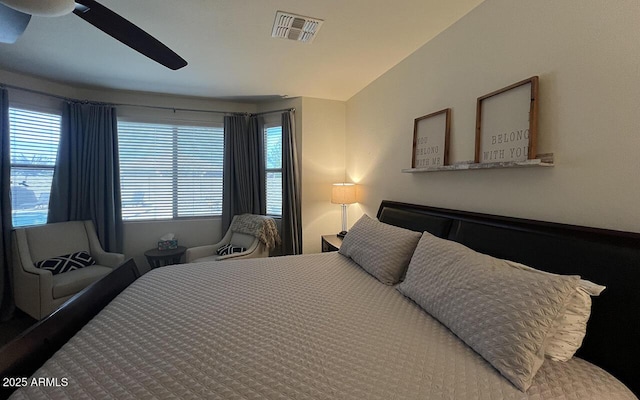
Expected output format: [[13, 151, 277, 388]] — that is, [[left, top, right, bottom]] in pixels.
[[331, 183, 357, 238]]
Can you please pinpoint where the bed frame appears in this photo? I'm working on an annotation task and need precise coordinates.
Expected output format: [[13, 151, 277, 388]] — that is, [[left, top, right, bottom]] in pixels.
[[376, 201, 640, 396], [0, 201, 638, 397], [0, 259, 140, 400]]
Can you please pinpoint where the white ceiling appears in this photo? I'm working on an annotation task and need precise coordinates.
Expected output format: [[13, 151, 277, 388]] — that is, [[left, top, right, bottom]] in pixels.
[[0, 0, 484, 102]]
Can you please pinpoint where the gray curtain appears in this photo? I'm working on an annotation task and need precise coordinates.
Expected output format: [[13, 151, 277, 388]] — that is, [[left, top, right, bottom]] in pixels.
[[48, 102, 123, 253], [222, 115, 265, 231], [281, 110, 302, 255], [0, 88, 15, 321]]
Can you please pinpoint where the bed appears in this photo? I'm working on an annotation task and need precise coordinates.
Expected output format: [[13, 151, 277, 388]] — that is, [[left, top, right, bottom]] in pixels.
[[1, 201, 638, 399]]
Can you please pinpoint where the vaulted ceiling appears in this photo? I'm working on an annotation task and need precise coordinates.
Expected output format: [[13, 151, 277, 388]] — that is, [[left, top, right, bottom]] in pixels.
[[0, 0, 484, 101]]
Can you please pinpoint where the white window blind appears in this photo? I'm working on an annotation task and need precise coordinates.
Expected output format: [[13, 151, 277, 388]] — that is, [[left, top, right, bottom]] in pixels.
[[9, 108, 61, 227], [118, 121, 224, 220], [264, 125, 283, 216]]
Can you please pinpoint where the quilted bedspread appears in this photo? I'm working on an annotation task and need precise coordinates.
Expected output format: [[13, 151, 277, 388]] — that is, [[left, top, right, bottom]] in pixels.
[[11, 253, 636, 400]]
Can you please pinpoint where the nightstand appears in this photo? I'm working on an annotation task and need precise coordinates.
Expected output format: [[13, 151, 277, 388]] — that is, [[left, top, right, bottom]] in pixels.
[[144, 246, 187, 268], [321, 235, 343, 252]]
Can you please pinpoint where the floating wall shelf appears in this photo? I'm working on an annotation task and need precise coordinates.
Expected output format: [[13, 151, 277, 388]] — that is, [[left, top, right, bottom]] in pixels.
[[402, 153, 554, 173]]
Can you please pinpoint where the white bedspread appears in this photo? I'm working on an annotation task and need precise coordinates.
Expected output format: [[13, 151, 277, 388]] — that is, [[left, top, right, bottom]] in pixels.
[[11, 253, 636, 399]]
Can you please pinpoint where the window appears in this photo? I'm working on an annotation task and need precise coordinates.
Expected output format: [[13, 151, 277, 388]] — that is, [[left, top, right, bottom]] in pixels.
[[9, 108, 61, 227], [264, 125, 282, 216], [118, 121, 224, 220]]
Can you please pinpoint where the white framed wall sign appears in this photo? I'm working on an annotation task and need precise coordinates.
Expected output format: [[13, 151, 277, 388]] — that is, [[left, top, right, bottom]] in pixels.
[[475, 76, 539, 163], [412, 108, 451, 168]]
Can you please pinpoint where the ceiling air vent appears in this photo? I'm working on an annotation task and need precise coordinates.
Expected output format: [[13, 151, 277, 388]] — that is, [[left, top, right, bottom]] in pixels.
[[271, 11, 324, 43]]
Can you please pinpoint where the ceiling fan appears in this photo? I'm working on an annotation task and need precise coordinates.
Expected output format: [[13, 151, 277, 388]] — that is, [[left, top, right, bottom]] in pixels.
[[0, 0, 187, 70]]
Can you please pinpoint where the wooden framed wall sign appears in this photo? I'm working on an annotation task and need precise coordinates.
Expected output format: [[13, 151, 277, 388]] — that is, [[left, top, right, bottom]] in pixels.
[[475, 76, 539, 163], [412, 108, 451, 168]]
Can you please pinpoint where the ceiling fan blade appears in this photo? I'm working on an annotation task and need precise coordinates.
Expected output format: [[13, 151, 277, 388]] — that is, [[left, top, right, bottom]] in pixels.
[[0, 3, 31, 44], [72, 0, 187, 70]]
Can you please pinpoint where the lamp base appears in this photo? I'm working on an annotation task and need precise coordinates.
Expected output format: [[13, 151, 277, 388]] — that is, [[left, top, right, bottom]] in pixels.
[[337, 231, 347, 239]]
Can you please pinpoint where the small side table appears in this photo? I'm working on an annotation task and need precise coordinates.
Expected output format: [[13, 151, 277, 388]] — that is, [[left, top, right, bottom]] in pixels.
[[321, 235, 343, 252], [144, 246, 187, 268]]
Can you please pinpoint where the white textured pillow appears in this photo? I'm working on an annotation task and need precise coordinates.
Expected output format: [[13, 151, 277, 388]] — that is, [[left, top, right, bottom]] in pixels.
[[504, 260, 606, 362], [398, 232, 580, 391], [339, 214, 421, 285]]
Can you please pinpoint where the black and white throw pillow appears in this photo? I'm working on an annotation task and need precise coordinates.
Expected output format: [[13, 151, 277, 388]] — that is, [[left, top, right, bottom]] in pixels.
[[216, 243, 246, 256], [35, 251, 96, 275]]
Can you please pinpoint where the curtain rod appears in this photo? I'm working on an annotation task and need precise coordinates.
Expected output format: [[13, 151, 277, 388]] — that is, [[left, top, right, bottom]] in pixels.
[[0, 82, 291, 116], [114, 102, 242, 115], [250, 108, 295, 117]]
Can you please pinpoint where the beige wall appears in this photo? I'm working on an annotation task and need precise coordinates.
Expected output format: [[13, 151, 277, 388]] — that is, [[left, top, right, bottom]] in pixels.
[[300, 98, 346, 253], [0, 69, 254, 113], [345, 0, 640, 233]]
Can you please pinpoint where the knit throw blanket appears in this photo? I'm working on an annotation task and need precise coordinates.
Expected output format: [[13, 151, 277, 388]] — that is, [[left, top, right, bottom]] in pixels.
[[231, 214, 281, 249]]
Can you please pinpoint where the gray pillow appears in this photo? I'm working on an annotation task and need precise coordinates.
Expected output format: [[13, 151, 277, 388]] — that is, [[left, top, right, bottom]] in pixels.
[[397, 232, 579, 391], [503, 260, 606, 362], [339, 215, 421, 285]]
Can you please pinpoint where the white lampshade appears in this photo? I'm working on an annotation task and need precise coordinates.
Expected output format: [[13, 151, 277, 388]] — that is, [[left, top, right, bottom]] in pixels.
[[331, 183, 356, 204]]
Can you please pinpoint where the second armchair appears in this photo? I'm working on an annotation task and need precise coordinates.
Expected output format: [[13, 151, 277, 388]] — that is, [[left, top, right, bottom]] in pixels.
[[186, 214, 279, 263]]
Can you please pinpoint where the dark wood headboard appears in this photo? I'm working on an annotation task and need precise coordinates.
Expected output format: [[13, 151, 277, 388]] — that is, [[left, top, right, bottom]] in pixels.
[[377, 200, 640, 396]]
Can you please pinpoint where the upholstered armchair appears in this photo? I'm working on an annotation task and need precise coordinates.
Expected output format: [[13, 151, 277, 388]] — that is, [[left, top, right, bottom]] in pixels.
[[12, 220, 125, 320], [186, 215, 279, 263]]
